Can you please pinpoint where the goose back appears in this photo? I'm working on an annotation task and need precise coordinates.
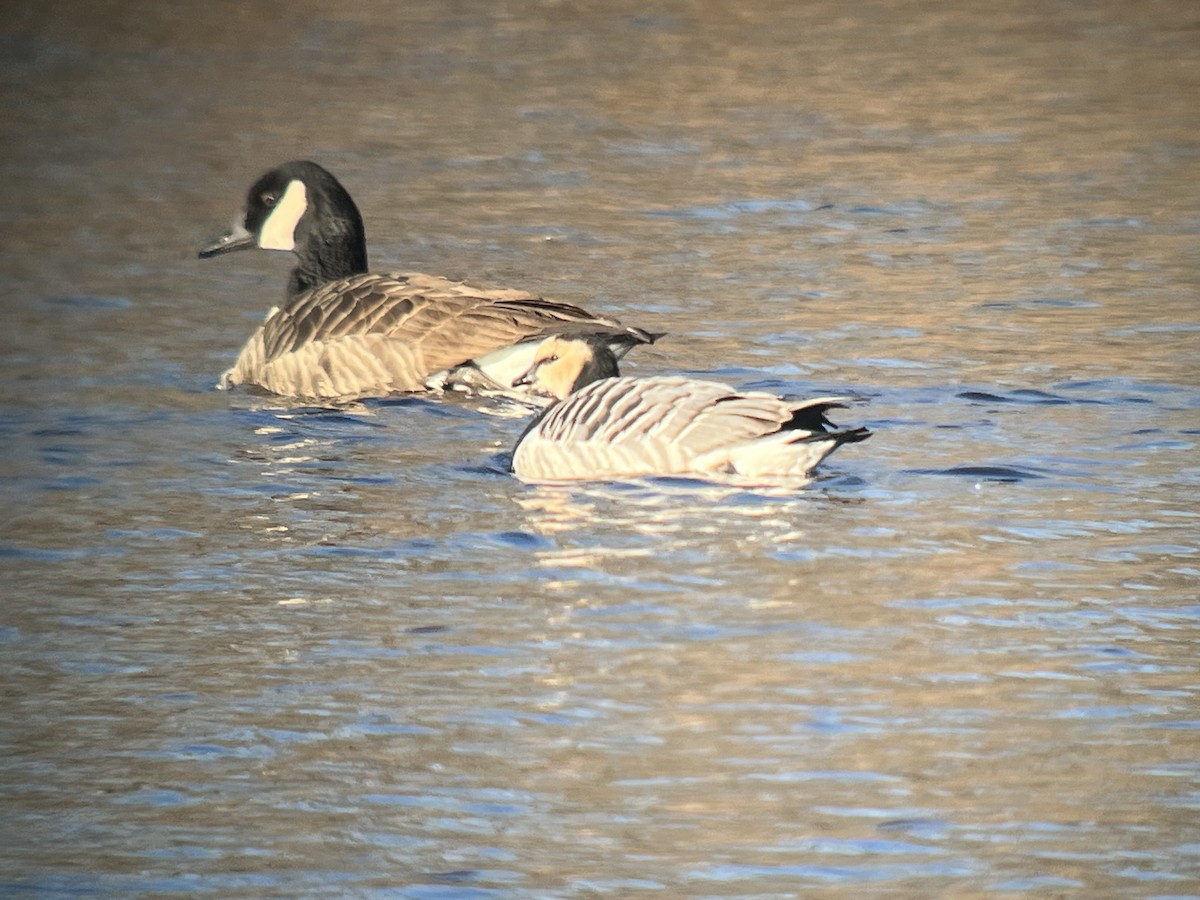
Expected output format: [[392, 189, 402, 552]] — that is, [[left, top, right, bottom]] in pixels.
[[512, 376, 868, 482], [219, 273, 652, 399]]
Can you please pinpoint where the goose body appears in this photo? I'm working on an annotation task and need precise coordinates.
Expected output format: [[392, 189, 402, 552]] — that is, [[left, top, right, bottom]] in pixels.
[[511, 335, 871, 483], [200, 161, 657, 402]]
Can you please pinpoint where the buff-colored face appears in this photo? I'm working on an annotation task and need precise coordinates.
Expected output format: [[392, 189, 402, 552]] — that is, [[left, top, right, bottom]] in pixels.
[[519, 336, 594, 401]]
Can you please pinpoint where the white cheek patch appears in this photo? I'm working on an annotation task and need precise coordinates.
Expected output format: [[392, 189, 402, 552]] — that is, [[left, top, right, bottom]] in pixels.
[[258, 179, 308, 251]]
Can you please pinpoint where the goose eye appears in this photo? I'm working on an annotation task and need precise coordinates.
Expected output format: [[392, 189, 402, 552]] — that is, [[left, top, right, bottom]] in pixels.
[[260, 191, 278, 207]]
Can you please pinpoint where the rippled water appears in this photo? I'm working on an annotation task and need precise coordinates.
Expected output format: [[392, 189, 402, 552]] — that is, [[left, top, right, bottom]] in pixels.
[[2, 0, 1198, 895]]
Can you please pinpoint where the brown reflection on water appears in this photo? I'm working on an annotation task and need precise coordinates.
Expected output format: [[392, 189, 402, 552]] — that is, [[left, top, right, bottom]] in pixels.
[[1, 0, 1198, 893]]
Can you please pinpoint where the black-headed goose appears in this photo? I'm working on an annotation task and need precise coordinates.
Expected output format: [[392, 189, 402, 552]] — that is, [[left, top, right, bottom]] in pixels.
[[510, 334, 870, 483], [199, 160, 658, 402]]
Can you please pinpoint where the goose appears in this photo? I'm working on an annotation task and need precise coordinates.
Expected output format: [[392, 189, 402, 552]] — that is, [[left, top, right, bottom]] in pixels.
[[198, 160, 658, 402], [510, 334, 870, 483]]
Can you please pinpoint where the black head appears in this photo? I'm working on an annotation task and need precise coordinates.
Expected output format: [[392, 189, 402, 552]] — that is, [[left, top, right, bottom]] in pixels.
[[199, 160, 368, 297]]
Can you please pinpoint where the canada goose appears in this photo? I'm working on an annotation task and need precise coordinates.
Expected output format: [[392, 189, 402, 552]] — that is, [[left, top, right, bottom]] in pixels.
[[199, 160, 658, 402], [510, 334, 870, 483]]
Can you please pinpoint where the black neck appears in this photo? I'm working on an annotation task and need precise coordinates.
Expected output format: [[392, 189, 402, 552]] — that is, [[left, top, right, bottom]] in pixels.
[[570, 341, 621, 392], [287, 238, 368, 297], [285, 173, 369, 297]]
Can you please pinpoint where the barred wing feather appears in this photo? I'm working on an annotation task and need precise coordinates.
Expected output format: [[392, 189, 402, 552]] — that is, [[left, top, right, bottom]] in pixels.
[[226, 273, 639, 400], [514, 377, 855, 481]]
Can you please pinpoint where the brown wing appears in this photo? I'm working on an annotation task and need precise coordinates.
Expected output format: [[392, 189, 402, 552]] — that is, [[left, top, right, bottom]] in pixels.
[[260, 272, 638, 371]]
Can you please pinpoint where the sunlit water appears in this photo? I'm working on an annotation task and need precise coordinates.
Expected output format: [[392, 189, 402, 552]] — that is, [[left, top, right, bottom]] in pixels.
[[1, 0, 1198, 895]]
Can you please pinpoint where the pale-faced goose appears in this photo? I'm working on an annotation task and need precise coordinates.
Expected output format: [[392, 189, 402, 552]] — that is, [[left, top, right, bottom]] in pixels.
[[510, 334, 870, 483]]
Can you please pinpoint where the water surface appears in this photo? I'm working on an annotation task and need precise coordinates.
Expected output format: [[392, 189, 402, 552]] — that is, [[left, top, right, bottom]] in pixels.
[[1, 0, 1198, 895]]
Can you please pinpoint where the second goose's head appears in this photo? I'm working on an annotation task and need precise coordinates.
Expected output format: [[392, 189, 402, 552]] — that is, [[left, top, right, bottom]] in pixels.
[[513, 334, 621, 401], [199, 160, 367, 297]]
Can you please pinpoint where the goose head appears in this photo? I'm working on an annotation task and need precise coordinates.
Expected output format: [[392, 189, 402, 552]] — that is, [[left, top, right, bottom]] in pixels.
[[513, 333, 621, 401], [199, 160, 368, 297]]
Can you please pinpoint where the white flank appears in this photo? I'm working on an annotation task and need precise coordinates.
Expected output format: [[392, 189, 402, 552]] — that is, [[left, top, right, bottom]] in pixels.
[[426, 341, 543, 397], [470, 341, 541, 387], [258, 179, 308, 251]]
